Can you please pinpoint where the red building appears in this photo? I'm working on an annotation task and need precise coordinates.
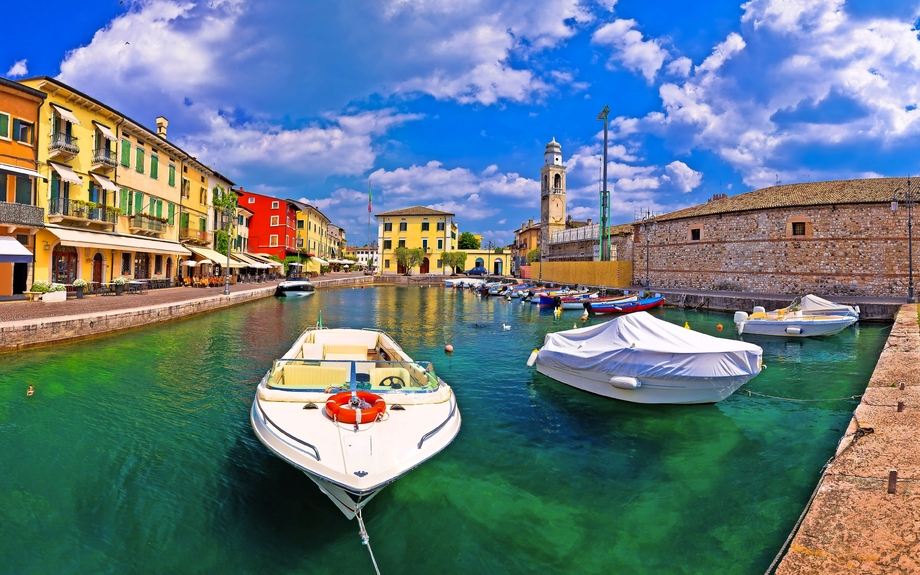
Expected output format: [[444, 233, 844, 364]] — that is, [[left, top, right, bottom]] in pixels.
[[237, 187, 297, 260]]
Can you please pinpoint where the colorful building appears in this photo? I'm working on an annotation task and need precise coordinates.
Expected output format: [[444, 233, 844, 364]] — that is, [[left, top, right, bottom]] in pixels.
[[375, 206, 457, 275], [0, 77, 45, 296], [238, 187, 297, 261]]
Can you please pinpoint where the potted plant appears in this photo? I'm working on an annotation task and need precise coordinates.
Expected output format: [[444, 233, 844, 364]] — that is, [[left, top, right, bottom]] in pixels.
[[113, 276, 126, 296], [42, 283, 68, 303], [73, 278, 87, 299]]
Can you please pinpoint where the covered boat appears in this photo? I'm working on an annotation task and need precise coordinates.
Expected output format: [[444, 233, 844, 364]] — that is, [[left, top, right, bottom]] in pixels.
[[251, 328, 461, 519], [529, 312, 763, 404], [798, 294, 859, 319]]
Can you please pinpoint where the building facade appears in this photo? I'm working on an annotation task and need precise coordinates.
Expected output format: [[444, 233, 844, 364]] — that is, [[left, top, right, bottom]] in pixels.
[[328, 223, 346, 259], [540, 137, 566, 256], [375, 206, 457, 274], [345, 245, 379, 272], [239, 188, 296, 260], [0, 78, 45, 296]]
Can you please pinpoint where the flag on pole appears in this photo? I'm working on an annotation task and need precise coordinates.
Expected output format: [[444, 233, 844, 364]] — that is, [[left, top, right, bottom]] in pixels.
[[367, 180, 372, 213]]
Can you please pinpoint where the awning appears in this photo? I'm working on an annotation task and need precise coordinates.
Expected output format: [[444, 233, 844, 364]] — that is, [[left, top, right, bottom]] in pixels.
[[187, 246, 246, 268], [49, 162, 82, 185], [0, 162, 45, 181], [311, 257, 329, 266], [90, 173, 118, 192], [246, 253, 284, 268], [46, 224, 191, 256], [51, 103, 81, 125], [0, 236, 33, 263], [93, 121, 117, 141], [232, 253, 271, 269]]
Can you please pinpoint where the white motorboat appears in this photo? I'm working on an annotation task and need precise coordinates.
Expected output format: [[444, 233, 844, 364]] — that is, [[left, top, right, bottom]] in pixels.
[[733, 306, 857, 337], [798, 294, 860, 319], [274, 275, 316, 297], [528, 312, 763, 404], [251, 327, 461, 519]]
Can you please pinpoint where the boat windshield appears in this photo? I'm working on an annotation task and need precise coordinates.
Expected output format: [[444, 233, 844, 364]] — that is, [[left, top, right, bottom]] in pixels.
[[268, 358, 440, 393]]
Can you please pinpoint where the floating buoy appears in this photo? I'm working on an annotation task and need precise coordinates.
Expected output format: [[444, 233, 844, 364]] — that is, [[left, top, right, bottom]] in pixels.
[[445, 344, 454, 353], [684, 322, 690, 329], [361, 285, 365, 289], [573, 323, 578, 329], [717, 323, 723, 331]]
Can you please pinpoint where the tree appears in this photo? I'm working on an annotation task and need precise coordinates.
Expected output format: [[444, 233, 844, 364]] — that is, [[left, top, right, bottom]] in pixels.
[[394, 247, 424, 274], [440, 251, 467, 273], [527, 248, 541, 263], [212, 185, 238, 254], [458, 232, 480, 250]]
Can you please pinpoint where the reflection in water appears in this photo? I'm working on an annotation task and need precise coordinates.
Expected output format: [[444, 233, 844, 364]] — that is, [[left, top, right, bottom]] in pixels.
[[0, 286, 889, 574]]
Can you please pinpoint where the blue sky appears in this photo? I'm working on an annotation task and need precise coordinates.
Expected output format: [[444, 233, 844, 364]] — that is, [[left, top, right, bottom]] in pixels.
[[4, 0, 920, 247]]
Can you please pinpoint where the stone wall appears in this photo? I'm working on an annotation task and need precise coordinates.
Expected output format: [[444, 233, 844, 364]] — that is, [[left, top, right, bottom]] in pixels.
[[634, 203, 916, 298]]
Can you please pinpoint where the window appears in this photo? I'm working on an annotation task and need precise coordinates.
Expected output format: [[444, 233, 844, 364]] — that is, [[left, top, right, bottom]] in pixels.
[[398, 239, 406, 248], [383, 239, 392, 249], [13, 119, 33, 144], [385, 259, 390, 269], [155, 255, 163, 274], [422, 239, 428, 252], [150, 155, 159, 179], [269, 235, 278, 247], [437, 221, 445, 231], [121, 253, 132, 274], [183, 165, 188, 173], [199, 187, 207, 205], [399, 221, 407, 231], [135, 146, 145, 173], [792, 222, 806, 236], [270, 215, 280, 226], [422, 221, 429, 231], [120, 139, 130, 166], [200, 175, 205, 183], [437, 238, 443, 250], [297, 220, 304, 229], [182, 178, 190, 199], [437, 259, 442, 268], [384, 222, 392, 232], [690, 228, 701, 241], [271, 201, 279, 209], [168, 203, 175, 225], [168, 163, 176, 186], [0, 112, 8, 139], [248, 197, 254, 204]]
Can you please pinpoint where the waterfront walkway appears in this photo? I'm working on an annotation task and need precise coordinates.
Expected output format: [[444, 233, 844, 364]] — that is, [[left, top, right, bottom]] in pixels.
[[775, 304, 920, 574]]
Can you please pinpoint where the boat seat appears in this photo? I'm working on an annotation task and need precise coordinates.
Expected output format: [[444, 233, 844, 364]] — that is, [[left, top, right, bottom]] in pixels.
[[279, 365, 349, 389], [750, 311, 767, 319], [368, 367, 412, 390], [323, 344, 369, 359], [300, 343, 324, 360]]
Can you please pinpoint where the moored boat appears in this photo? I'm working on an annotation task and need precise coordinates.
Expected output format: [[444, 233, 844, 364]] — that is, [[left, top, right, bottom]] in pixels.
[[274, 275, 316, 297], [556, 292, 637, 310], [528, 311, 764, 404], [583, 295, 664, 316], [250, 327, 461, 519], [733, 306, 856, 337]]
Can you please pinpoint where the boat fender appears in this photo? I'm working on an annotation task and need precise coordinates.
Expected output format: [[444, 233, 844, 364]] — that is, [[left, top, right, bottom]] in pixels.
[[785, 326, 803, 335], [526, 349, 539, 367], [609, 376, 641, 390]]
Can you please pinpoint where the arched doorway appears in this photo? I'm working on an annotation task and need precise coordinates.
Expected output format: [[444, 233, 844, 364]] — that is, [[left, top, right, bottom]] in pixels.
[[166, 257, 173, 283], [51, 245, 77, 284], [420, 257, 430, 274], [134, 252, 150, 279], [492, 258, 503, 275], [92, 253, 104, 288], [475, 257, 484, 267]]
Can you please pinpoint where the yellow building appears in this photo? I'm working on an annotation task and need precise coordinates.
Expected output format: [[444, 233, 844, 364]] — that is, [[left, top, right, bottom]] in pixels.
[[375, 206, 457, 275], [177, 154, 213, 254], [291, 201, 332, 266], [20, 77, 192, 288]]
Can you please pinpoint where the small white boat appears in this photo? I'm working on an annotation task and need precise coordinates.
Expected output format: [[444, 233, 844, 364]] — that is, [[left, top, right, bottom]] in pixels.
[[733, 306, 857, 337], [528, 312, 763, 404], [798, 294, 860, 319], [275, 275, 316, 297], [251, 327, 461, 519]]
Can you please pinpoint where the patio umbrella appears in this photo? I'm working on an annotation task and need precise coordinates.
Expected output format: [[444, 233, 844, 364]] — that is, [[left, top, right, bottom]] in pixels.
[[197, 259, 213, 265], [181, 261, 197, 267]]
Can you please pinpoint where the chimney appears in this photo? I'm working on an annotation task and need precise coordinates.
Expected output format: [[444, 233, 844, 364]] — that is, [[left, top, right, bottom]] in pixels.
[[528, 218, 534, 227], [156, 116, 168, 138], [587, 218, 592, 225]]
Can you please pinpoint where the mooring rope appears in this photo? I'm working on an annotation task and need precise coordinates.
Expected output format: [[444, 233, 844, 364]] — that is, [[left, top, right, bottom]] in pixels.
[[356, 507, 382, 575], [742, 390, 862, 402]]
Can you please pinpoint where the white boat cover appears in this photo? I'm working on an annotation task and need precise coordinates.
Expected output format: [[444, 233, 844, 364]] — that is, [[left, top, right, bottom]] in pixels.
[[799, 294, 858, 317], [538, 311, 762, 381]]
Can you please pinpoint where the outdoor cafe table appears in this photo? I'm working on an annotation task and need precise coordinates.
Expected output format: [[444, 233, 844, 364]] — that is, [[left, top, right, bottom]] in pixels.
[[127, 280, 148, 295]]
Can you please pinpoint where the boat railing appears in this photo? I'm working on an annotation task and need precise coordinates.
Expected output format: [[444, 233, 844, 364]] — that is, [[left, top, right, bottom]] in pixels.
[[269, 358, 438, 392], [255, 398, 321, 461], [418, 393, 458, 449]]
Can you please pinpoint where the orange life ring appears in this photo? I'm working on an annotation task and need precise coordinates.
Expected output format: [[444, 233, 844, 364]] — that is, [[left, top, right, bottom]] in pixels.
[[325, 391, 386, 424]]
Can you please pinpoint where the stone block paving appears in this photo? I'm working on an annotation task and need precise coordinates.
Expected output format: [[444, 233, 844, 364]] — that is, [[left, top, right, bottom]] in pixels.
[[776, 304, 920, 575]]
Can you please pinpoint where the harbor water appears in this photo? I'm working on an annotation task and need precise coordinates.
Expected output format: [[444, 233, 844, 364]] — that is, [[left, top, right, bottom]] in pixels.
[[0, 286, 890, 574]]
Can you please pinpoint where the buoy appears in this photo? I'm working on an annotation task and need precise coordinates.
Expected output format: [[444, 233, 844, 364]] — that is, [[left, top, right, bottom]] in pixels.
[[526, 349, 539, 367], [573, 323, 577, 329], [684, 322, 690, 329], [717, 323, 723, 331], [445, 344, 454, 353]]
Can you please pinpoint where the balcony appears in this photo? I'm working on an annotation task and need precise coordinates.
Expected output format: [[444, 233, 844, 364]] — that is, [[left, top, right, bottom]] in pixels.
[[179, 227, 212, 245], [91, 147, 117, 172], [49, 132, 79, 160], [47, 197, 117, 228], [129, 214, 169, 236], [0, 201, 44, 233]]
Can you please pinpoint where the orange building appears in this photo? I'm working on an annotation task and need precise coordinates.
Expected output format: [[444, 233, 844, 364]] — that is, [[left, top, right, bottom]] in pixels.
[[0, 77, 46, 296]]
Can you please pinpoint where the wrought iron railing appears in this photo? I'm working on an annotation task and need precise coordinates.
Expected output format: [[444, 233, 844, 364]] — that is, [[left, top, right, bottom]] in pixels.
[[0, 201, 44, 228], [49, 132, 79, 155], [47, 197, 117, 224], [129, 213, 167, 233], [92, 147, 117, 167]]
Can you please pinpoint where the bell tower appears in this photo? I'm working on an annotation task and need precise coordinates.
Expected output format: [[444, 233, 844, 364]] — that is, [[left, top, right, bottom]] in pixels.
[[540, 137, 567, 256]]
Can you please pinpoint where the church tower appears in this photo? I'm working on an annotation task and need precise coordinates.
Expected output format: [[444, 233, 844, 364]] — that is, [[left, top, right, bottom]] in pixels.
[[540, 137, 567, 256]]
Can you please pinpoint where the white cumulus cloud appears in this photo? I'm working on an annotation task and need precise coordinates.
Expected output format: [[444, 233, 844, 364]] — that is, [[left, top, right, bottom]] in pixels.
[[664, 161, 703, 192], [592, 19, 669, 83], [6, 59, 28, 77]]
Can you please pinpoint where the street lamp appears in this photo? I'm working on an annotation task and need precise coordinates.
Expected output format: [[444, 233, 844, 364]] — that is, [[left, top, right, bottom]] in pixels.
[[224, 205, 233, 296], [597, 105, 610, 261], [640, 210, 657, 292], [891, 177, 915, 302]]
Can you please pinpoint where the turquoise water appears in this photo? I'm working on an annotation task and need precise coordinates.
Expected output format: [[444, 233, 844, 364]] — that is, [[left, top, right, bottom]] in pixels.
[[0, 286, 889, 574]]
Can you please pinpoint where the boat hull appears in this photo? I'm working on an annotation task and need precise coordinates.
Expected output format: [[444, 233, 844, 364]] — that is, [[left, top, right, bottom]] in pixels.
[[584, 296, 664, 315], [535, 362, 754, 404], [274, 281, 316, 297], [736, 316, 856, 337]]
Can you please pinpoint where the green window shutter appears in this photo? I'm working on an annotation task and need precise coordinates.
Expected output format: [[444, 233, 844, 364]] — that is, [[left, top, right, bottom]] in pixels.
[[120, 189, 128, 212], [199, 217, 206, 231], [121, 140, 130, 167], [181, 212, 189, 229], [149, 198, 155, 215], [135, 192, 143, 214], [156, 199, 163, 218], [150, 156, 159, 179], [0, 113, 8, 138], [168, 165, 176, 187], [168, 203, 175, 225], [15, 176, 31, 204], [135, 148, 145, 173], [12, 119, 20, 142]]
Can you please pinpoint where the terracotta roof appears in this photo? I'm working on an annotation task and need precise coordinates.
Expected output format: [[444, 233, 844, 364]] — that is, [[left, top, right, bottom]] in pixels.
[[375, 206, 455, 217], [609, 223, 634, 236], [654, 177, 908, 223]]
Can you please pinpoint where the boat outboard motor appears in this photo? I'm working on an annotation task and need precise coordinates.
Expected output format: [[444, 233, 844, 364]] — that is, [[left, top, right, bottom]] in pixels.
[[553, 295, 562, 309], [583, 301, 596, 317]]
